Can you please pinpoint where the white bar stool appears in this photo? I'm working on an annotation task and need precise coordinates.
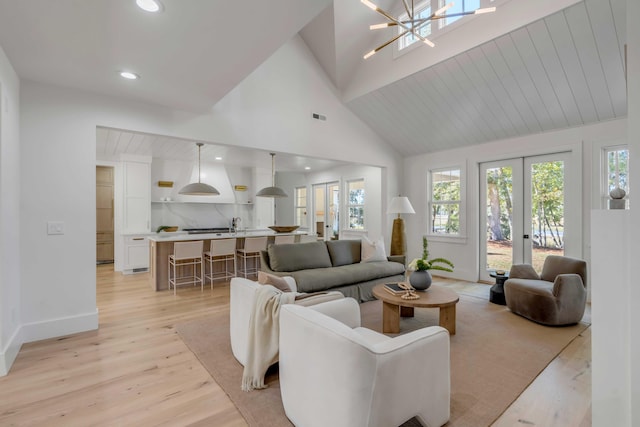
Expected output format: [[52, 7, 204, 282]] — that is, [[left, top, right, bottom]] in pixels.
[[204, 238, 237, 287], [236, 236, 267, 279], [274, 235, 295, 245], [168, 240, 204, 295]]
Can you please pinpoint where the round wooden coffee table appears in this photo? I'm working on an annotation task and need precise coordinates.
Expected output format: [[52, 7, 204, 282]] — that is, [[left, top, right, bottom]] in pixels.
[[372, 284, 460, 335]]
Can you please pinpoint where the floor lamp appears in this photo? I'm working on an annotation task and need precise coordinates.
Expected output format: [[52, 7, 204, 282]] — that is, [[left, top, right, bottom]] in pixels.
[[388, 196, 415, 256]]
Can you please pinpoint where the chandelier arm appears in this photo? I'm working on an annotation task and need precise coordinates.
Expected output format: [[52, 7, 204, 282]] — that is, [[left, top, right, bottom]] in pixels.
[[401, 0, 412, 19], [372, 7, 434, 47], [371, 30, 409, 55]]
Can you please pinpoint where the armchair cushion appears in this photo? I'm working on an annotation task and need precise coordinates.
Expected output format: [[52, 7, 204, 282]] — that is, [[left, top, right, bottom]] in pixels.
[[509, 264, 540, 280]]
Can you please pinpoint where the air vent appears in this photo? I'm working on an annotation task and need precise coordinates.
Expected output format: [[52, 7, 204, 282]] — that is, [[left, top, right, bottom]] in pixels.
[[312, 113, 326, 121]]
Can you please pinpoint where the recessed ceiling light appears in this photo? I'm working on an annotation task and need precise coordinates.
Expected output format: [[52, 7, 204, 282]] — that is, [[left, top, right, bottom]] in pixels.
[[305, 166, 311, 170], [215, 157, 222, 160], [136, 0, 162, 12], [119, 71, 140, 80]]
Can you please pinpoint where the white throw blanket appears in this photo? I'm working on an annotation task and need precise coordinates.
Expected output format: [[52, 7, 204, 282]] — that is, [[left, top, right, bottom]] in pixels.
[[242, 285, 296, 391]]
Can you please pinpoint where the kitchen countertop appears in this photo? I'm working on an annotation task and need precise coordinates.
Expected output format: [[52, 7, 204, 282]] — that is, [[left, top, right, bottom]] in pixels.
[[147, 229, 308, 242]]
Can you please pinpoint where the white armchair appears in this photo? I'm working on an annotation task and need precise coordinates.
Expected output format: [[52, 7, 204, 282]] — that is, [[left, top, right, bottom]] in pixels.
[[279, 298, 450, 427], [229, 277, 346, 366]]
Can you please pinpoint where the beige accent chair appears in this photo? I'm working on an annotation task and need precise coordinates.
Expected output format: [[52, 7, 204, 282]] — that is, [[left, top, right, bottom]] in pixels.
[[504, 255, 587, 326], [279, 298, 450, 427]]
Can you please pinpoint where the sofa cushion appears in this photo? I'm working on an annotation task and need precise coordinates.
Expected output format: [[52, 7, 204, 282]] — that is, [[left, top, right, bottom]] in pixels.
[[326, 240, 361, 266], [361, 236, 387, 263], [292, 261, 405, 293], [268, 241, 332, 272]]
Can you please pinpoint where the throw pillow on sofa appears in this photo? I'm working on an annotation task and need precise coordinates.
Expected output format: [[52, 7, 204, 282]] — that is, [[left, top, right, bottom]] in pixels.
[[257, 271, 292, 292], [361, 236, 387, 263]]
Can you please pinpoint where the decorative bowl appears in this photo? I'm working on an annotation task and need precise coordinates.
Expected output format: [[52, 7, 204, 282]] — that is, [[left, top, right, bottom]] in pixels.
[[268, 225, 300, 233]]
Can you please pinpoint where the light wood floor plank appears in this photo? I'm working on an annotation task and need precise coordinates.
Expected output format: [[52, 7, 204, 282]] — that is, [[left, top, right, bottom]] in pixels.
[[0, 265, 590, 426]]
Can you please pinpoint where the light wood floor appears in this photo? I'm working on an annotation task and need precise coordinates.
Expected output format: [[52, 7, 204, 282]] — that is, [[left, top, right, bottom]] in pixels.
[[0, 266, 591, 426]]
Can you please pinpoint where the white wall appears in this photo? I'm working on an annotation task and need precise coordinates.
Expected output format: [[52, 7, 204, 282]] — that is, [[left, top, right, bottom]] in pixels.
[[591, 0, 640, 423], [305, 164, 384, 242], [0, 45, 21, 375], [16, 34, 402, 353], [403, 118, 626, 282]]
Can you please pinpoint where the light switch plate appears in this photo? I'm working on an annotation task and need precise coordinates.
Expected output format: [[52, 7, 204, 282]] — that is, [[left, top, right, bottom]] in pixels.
[[47, 221, 65, 235]]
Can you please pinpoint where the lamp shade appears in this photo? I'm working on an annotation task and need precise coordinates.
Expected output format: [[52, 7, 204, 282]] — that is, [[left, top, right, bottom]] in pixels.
[[178, 142, 220, 196], [178, 182, 220, 196], [256, 186, 288, 198], [388, 196, 415, 214], [256, 152, 288, 198]]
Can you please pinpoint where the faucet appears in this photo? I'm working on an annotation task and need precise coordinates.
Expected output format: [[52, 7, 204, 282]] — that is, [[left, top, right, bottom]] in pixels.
[[231, 217, 241, 232]]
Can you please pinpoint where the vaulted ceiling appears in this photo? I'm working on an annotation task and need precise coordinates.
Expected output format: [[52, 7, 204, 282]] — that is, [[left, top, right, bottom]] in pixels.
[[0, 0, 627, 161]]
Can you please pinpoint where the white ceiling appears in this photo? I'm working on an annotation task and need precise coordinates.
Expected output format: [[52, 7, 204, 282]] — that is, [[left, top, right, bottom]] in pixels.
[[345, 0, 627, 156], [0, 0, 628, 160], [0, 0, 330, 112], [96, 127, 350, 172]]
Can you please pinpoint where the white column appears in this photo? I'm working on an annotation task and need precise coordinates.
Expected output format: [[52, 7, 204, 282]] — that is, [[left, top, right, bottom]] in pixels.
[[627, 0, 640, 422]]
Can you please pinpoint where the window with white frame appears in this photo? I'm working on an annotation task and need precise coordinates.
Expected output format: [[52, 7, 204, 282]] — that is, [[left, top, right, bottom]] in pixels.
[[294, 186, 308, 227], [428, 168, 462, 235], [346, 179, 365, 230], [397, 0, 497, 52], [398, 1, 432, 51], [602, 145, 630, 208], [439, 0, 480, 27]]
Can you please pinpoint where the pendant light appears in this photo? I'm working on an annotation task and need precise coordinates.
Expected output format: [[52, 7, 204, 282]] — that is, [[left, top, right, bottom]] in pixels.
[[178, 143, 220, 196], [256, 152, 288, 198]]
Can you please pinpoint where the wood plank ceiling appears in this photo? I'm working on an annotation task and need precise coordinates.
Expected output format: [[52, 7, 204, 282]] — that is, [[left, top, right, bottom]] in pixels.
[[346, 0, 626, 156]]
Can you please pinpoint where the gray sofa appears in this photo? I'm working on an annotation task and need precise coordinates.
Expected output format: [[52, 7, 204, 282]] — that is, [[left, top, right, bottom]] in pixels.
[[260, 240, 406, 302]]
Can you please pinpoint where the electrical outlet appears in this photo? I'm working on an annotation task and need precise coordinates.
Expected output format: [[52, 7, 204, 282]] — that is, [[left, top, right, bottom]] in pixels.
[[47, 221, 65, 235]]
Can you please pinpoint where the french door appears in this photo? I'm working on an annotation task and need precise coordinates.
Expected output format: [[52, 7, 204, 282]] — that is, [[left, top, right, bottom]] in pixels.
[[479, 152, 576, 282], [313, 182, 339, 241]]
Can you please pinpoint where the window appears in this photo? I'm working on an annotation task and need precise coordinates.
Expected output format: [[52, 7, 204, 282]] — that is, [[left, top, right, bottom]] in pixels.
[[428, 168, 461, 235], [294, 186, 308, 227], [603, 146, 630, 208], [398, 1, 432, 51], [439, 0, 480, 27], [346, 179, 365, 230], [397, 0, 498, 53]]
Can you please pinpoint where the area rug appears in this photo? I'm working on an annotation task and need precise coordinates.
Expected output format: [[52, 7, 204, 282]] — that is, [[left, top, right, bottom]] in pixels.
[[176, 294, 589, 427]]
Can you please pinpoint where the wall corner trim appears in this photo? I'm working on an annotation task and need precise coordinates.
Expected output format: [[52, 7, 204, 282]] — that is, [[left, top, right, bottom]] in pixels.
[[0, 326, 24, 376]]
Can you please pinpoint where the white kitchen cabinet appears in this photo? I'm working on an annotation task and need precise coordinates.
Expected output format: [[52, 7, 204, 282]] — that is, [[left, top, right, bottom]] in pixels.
[[123, 235, 150, 273], [123, 159, 151, 233]]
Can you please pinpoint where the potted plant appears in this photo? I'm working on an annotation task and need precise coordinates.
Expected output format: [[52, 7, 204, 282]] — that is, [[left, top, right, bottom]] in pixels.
[[407, 236, 454, 290]]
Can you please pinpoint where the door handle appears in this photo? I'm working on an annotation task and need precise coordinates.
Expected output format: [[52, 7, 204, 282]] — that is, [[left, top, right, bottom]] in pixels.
[[523, 234, 530, 239]]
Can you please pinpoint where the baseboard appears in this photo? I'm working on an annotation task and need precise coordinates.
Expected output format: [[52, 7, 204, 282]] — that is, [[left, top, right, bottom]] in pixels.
[[0, 325, 24, 376], [21, 309, 99, 344]]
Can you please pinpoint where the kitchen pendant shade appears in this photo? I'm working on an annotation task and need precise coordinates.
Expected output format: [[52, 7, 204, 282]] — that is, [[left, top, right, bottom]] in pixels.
[[179, 182, 220, 196], [179, 142, 220, 196], [256, 152, 288, 198], [256, 186, 288, 198]]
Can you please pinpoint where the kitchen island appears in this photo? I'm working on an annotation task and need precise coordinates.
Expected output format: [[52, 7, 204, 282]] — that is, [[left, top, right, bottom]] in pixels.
[[148, 230, 309, 291]]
